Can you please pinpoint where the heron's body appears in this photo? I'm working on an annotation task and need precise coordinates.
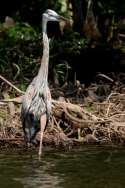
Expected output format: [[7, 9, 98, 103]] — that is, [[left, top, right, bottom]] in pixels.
[[21, 32, 51, 146], [21, 9, 67, 157]]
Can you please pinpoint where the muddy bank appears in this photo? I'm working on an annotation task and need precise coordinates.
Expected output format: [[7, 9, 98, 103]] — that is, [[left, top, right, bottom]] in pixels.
[[1, 73, 125, 150]]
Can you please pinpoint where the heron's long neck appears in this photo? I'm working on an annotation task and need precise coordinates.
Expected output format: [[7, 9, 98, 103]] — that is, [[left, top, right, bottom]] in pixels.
[[36, 20, 49, 87]]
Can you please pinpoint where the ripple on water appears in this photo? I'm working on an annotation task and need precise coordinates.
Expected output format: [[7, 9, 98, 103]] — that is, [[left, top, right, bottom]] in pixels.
[[0, 146, 125, 188]]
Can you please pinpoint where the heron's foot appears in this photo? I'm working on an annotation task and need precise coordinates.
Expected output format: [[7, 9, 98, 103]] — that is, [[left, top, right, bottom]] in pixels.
[[31, 139, 38, 146]]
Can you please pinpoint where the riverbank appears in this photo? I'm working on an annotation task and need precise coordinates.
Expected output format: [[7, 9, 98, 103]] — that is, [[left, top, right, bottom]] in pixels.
[[1, 73, 125, 150]]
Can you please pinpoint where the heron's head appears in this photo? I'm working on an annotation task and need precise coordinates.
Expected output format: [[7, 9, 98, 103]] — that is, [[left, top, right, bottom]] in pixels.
[[42, 9, 68, 23]]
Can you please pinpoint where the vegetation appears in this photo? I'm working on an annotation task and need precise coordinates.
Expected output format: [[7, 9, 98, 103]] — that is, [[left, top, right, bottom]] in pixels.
[[0, 0, 125, 89], [0, 0, 125, 148]]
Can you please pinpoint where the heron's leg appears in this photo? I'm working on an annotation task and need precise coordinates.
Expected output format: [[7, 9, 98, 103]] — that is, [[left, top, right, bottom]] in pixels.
[[38, 113, 47, 159]]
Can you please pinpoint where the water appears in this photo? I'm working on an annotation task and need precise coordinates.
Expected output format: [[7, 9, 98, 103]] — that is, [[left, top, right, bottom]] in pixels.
[[0, 146, 125, 188]]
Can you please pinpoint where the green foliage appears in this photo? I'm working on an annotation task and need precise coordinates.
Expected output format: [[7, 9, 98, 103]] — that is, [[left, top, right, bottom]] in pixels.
[[51, 29, 88, 56], [55, 61, 71, 84], [1, 0, 125, 89], [49, 29, 88, 85], [97, 1, 116, 15], [85, 103, 93, 112], [97, 0, 125, 17], [63, 33, 88, 55], [8, 23, 37, 41], [0, 17, 88, 88], [0, 22, 42, 87]]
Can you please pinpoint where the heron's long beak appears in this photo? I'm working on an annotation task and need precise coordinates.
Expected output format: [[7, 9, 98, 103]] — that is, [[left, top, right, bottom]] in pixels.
[[59, 15, 69, 23], [58, 15, 71, 35]]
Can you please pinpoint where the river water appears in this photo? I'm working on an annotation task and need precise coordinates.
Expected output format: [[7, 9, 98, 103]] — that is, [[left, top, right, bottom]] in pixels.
[[0, 146, 125, 188]]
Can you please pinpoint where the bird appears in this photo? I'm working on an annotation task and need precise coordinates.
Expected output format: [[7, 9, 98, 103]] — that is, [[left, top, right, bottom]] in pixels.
[[21, 9, 68, 157]]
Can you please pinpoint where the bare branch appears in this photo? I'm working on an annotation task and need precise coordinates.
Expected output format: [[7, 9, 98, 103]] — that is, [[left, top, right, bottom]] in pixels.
[[0, 75, 25, 94]]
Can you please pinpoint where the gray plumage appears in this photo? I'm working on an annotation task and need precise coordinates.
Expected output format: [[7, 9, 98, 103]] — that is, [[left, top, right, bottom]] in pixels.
[[21, 9, 68, 156]]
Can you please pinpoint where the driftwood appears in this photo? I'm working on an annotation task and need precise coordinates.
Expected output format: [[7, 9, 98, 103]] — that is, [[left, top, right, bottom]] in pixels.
[[1, 92, 125, 146], [1, 75, 125, 147]]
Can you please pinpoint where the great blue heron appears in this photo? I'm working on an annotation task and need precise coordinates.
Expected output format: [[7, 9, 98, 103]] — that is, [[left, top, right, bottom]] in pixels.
[[21, 9, 68, 157]]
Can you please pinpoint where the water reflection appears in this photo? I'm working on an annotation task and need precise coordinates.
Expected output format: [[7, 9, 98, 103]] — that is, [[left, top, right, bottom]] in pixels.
[[15, 160, 63, 188], [0, 146, 125, 188]]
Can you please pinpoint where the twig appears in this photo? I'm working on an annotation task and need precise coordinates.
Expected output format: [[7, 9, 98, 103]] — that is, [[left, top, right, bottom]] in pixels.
[[109, 113, 125, 119], [0, 96, 23, 103], [63, 103, 111, 127], [105, 102, 112, 117], [97, 73, 114, 82], [0, 138, 24, 141], [118, 33, 125, 38], [13, 63, 21, 80], [106, 92, 120, 101], [0, 75, 24, 94]]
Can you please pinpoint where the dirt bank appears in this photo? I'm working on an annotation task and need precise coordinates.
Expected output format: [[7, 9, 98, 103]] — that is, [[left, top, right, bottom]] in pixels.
[[1, 73, 125, 151]]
